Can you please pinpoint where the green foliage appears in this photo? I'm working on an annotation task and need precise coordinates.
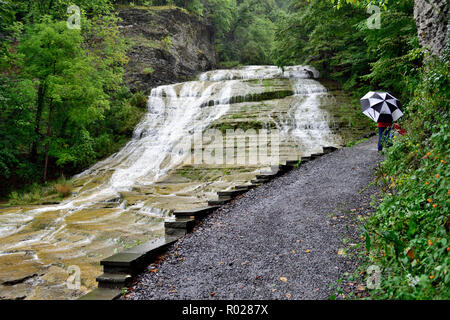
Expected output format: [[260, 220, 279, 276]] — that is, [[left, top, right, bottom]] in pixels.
[[16, 18, 110, 172], [115, 0, 282, 65], [0, 77, 36, 181], [142, 67, 155, 75], [363, 52, 449, 299], [7, 180, 61, 205], [11, 0, 114, 22], [161, 34, 173, 50], [274, 0, 420, 101], [216, 0, 283, 65], [129, 91, 149, 109], [0, 2, 139, 196], [274, 0, 448, 299], [346, 137, 369, 148]]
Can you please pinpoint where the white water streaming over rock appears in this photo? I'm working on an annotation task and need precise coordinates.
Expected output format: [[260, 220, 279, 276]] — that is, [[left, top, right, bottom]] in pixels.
[[200, 65, 319, 81], [289, 79, 340, 154], [79, 80, 236, 192], [0, 65, 342, 300]]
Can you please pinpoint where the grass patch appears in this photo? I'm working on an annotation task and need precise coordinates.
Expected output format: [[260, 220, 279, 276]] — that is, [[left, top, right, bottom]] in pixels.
[[346, 136, 370, 148], [7, 176, 74, 205]]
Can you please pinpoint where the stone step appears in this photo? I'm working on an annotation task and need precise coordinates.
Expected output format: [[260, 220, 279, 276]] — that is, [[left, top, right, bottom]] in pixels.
[[78, 288, 122, 300], [255, 173, 277, 180], [234, 185, 251, 191], [101, 237, 177, 275], [165, 218, 196, 231], [310, 152, 324, 159], [234, 184, 258, 191], [96, 273, 132, 289], [270, 165, 283, 172], [251, 179, 268, 185], [173, 206, 219, 219], [301, 156, 312, 162], [165, 218, 196, 238], [323, 146, 338, 154], [285, 160, 300, 166], [218, 195, 233, 201], [208, 198, 232, 206], [217, 189, 247, 198]]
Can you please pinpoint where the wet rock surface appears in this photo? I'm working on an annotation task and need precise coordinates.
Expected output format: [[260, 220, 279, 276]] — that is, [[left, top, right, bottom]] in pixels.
[[413, 0, 449, 57], [124, 137, 383, 300]]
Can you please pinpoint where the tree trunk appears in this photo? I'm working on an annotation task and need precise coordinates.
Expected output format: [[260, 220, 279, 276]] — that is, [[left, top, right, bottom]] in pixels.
[[42, 99, 53, 183], [30, 84, 45, 163]]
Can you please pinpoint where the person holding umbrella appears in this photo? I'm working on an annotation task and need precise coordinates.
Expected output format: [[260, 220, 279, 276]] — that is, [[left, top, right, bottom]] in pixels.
[[360, 91, 403, 151]]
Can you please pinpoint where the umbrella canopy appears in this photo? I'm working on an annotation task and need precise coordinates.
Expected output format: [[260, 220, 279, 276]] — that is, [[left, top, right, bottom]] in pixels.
[[360, 91, 403, 123]]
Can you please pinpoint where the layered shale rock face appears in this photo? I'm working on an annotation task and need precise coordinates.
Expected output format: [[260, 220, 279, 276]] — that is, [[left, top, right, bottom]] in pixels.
[[118, 7, 218, 94], [414, 0, 449, 56]]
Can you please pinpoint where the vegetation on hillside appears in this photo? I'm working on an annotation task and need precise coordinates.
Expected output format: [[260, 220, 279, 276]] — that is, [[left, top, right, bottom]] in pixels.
[[135, 0, 287, 65], [273, 0, 420, 101], [363, 52, 449, 299], [273, 0, 448, 299], [0, 0, 146, 196]]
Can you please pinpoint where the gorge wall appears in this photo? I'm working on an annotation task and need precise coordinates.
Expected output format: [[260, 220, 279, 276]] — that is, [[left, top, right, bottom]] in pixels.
[[117, 6, 218, 94], [414, 0, 449, 56]]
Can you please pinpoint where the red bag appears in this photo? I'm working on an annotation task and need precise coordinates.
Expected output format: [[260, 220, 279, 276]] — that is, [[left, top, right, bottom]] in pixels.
[[394, 124, 406, 135]]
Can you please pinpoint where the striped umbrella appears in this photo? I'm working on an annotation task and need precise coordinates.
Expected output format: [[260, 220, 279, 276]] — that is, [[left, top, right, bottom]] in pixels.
[[360, 91, 403, 123]]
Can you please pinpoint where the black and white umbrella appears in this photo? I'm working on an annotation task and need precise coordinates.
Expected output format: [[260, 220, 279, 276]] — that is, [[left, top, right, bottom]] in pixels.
[[360, 91, 403, 123]]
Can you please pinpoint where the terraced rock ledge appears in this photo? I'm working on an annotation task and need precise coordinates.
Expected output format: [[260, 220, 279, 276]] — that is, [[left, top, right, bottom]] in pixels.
[[80, 146, 339, 299]]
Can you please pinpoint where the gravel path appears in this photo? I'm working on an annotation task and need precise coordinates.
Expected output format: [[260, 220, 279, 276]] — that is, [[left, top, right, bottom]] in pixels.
[[124, 137, 383, 300]]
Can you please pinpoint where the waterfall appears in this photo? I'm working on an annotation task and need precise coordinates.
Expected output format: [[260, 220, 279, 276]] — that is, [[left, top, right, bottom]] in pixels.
[[0, 65, 342, 300], [289, 79, 340, 154]]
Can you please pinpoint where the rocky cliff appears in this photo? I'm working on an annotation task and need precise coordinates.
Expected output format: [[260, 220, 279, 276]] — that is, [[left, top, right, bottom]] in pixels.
[[117, 7, 218, 94], [414, 0, 449, 56]]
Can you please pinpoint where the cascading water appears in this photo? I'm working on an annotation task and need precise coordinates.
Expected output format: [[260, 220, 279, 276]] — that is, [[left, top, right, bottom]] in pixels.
[[289, 79, 341, 154], [0, 65, 342, 300]]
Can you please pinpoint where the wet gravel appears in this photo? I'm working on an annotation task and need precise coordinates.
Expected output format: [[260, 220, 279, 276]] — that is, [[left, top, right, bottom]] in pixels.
[[124, 137, 383, 300]]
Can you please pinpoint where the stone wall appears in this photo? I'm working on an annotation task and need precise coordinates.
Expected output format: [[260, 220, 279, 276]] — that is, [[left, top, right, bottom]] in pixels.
[[414, 0, 449, 56], [118, 7, 218, 94]]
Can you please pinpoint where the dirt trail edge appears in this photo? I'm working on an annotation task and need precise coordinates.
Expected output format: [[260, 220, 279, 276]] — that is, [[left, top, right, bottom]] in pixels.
[[124, 136, 383, 300]]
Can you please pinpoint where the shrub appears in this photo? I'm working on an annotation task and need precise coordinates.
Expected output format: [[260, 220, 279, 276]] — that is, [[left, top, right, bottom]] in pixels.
[[142, 67, 155, 75], [129, 91, 148, 109], [362, 51, 449, 300], [55, 183, 72, 197]]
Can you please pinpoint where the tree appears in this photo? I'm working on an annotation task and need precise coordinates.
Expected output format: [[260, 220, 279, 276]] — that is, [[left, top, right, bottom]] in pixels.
[[274, 0, 420, 100], [17, 18, 110, 181], [215, 0, 282, 64]]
